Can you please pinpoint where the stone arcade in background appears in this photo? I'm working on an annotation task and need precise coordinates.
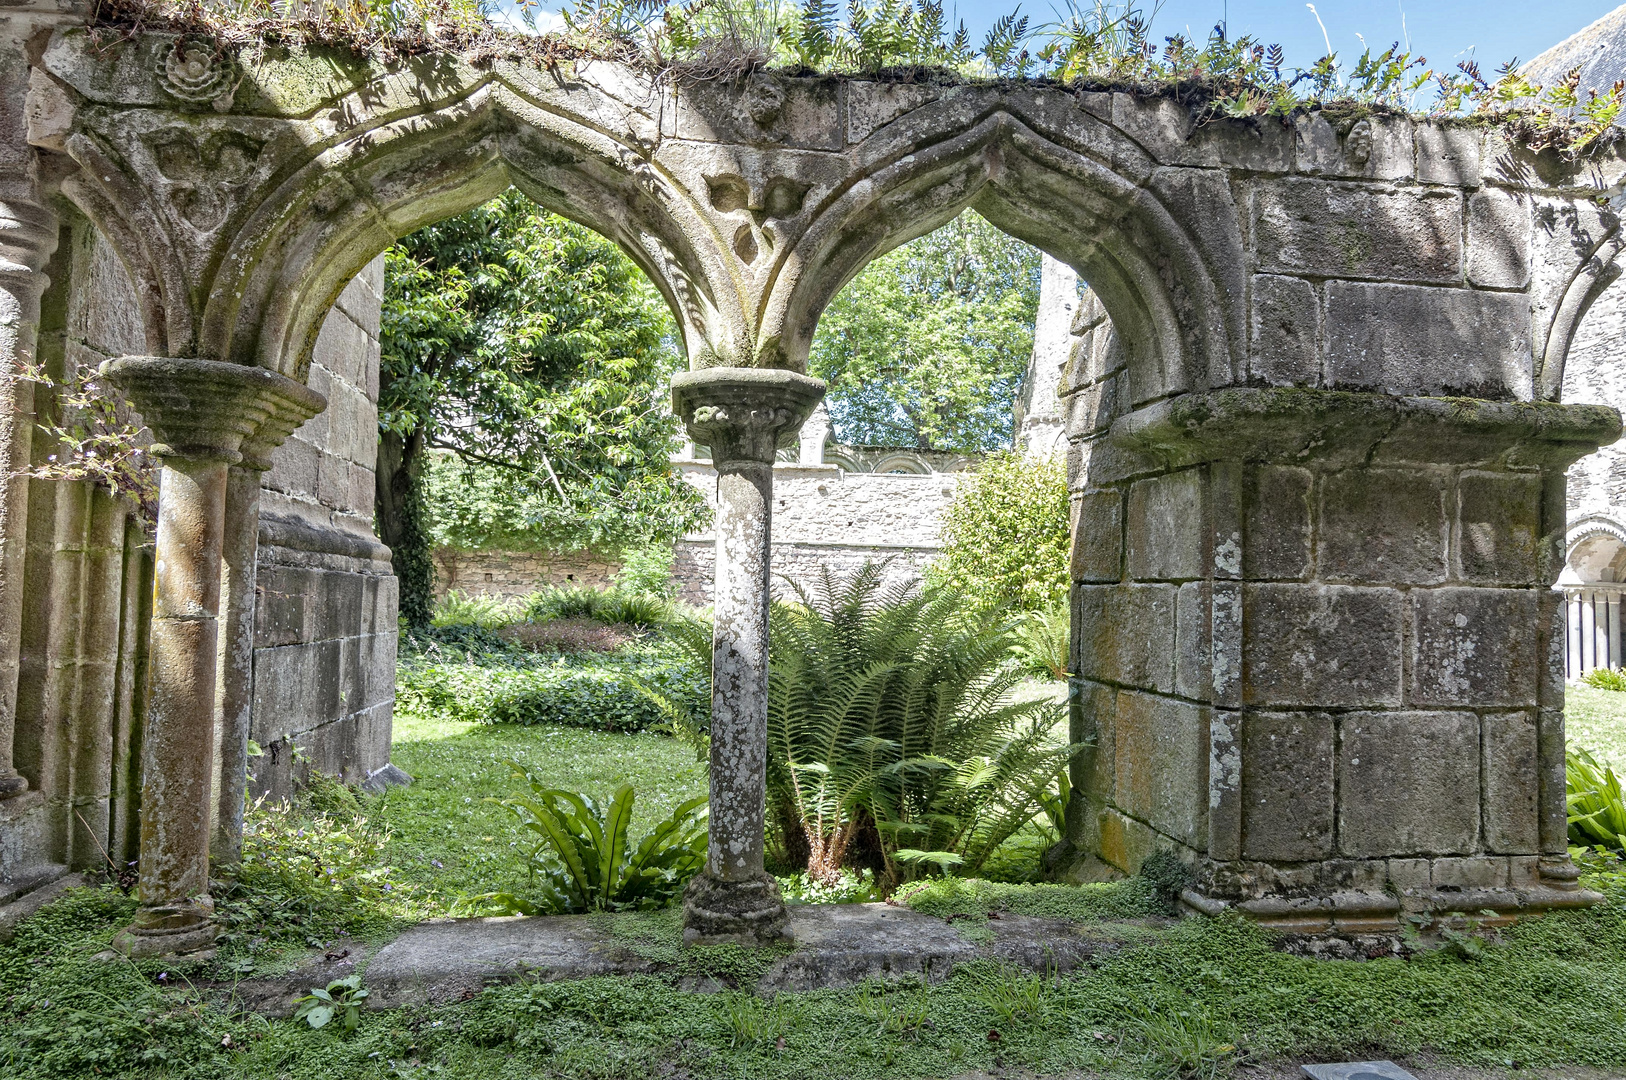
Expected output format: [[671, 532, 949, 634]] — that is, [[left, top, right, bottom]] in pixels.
[[1, 2, 1624, 951]]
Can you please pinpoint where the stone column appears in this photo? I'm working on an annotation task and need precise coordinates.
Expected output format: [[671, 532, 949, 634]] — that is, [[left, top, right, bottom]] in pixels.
[[671, 368, 823, 946], [101, 358, 323, 957], [0, 198, 57, 802], [213, 401, 318, 865]]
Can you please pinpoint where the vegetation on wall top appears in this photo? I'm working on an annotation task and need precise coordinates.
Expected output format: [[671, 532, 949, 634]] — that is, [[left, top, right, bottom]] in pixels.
[[92, 0, 1625, 158]]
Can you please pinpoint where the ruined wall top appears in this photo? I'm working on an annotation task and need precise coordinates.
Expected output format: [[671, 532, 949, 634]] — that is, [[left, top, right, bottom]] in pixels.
[[25, 30, 1626, 413]]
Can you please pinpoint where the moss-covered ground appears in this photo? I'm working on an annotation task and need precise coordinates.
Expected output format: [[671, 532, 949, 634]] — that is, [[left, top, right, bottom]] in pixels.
[[4, 691, 1626, 1077]]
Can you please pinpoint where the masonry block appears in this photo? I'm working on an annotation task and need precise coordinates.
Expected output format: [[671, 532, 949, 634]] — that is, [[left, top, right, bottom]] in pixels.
[[1254, 179, 1460, 282], [1338, 711, 1480, 857], [1409, 587, 1539, 707], [1466, 187, 1532, 289], [1454, 471, 1540, 584], [1174, 581, 1211, 700], [1241, 711, 1335, 861], [1249, 273, 1320, 386], [1318, 467, 1447, 584], [1292, 114, 1414, 180], [1112, 691, 1208, 848], [1482, 711, 1541, 853], [1414, 125, 1481, 187], [1126, 470, 1206, 581], [1324, 282, 1533, 400], [1098, 807, 1165, 876], [1242, 584, 1403, 707], [1074, 584, 1176, 692], [265, 435, 321, 500], [1243, 465, 1312, 580], [1065, 374, 1121, 439], [1432, 856, 1509, 889], [1071, 490, 1122, 582]]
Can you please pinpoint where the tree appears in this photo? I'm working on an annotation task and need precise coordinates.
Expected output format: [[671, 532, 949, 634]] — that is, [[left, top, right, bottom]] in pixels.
[[934, 451, 1070, 612], [378, 189, 704, 624], [806, 211, 1042, 452]]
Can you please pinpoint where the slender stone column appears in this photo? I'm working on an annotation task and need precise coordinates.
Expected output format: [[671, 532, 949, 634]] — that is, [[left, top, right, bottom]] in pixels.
[[101, 358, 323, 957], [213, 401, 319, 865], [0, 199, 58, 801], [671, 368, 823, 946]]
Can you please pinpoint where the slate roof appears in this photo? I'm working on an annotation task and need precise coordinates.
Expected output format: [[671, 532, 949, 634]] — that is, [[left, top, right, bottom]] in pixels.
[[1524, 4, 1626, 89]]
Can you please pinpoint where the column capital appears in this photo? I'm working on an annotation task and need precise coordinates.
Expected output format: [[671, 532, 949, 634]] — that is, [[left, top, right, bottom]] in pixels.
[[101, 357, 325, 466], [671, 368, 825, 468]]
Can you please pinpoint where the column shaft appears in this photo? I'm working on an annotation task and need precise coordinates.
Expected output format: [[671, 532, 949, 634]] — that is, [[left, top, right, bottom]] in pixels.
[[707, 461, 772, 880], [212, 465, 261, 864], [119, 456, 228, 952]]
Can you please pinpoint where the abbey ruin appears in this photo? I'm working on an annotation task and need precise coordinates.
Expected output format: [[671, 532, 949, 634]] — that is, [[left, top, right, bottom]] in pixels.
[[3, 0, 1626, 953]]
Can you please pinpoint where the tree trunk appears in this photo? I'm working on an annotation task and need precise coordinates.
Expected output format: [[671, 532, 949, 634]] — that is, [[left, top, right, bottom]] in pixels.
[[375, 425, 433, 627]]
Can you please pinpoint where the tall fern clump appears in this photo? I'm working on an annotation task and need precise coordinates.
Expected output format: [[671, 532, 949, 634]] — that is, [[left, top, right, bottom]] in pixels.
[[766, 564, 1073, 885]]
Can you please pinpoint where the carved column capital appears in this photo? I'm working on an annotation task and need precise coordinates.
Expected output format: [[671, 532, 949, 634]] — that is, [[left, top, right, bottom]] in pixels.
[[671, 368, 825, 468], [100, 357, 325, 465]]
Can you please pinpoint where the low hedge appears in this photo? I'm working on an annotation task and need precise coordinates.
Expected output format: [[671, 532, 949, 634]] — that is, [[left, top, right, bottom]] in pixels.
[[397, 651, 706, 733]]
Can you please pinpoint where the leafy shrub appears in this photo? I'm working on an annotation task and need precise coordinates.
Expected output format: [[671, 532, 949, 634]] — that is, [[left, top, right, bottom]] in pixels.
[[294, 975, 370, 1033], [615, 544, 679, 600], [1012, 601, 1070, 681], [482, 770, 707, 913], [1584, 667, 1626, 692], [1569, 747, 1626, 852], [766, 563, 1074, 884], [396, 648, 707, 732], [525, 584, 676, 628], [934, 451, 1070, 612], [432, 589, 523, 629]]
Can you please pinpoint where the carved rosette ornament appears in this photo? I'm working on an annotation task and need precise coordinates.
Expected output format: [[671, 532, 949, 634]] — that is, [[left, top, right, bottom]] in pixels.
[[158, 41, 239, 113]]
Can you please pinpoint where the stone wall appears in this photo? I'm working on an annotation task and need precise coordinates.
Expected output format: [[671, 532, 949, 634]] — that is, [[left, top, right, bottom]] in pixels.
[[250, 256, 397, 801], [433, 547, 621, 600]]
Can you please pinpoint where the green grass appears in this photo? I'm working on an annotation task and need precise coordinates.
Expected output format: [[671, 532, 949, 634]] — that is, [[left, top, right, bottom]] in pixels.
[[1567, 682, 1626, 772], [378, 708, 707, 905]]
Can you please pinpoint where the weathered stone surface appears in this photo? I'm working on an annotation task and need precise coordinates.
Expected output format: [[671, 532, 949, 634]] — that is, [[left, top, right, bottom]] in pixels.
[[1455, 471, 1540, 584], [1243, 465, 1312, 580], [1174, 581, 1210, 700], [1482, 710, 1540, 855], [1241, 711, 1334, 861], [1071, 489, 1122, 583], [1324, 282, 1533, 400], [1254, 180, 1460, 282], [1074, 584, 1176, 692], [1409, 588, 1540, 707], [1466, 187, 1532, 289], [1248, 273, 1319, 386], [1242, 585, 1402, 707], [1112, 690, 1208, 847], [1318, 468, 1447, 584], [1414, 125, 1481, 187], [1292, 114, 1415, 180], [1338, 711, 1480, 857], [1126, 469, 1206, 581]]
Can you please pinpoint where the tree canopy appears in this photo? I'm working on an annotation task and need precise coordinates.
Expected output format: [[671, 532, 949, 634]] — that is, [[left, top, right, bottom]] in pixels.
[[378, 189, 705, 621], [806, 211, 1042, 453]]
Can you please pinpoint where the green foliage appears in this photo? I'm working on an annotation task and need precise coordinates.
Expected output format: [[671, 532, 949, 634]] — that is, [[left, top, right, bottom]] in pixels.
[[614, 543, 679, 600], [396, 645, 708, 733], [1011, 600, 1069, 680], [776, 867, 880, 904], [1569, 747, 1626, 852], [935, 451, 1071, 612], [488, 770, 707, 912], [432, 589, 525, 629], [807, 211, 1040, 452], [1584, 667, 1626, 692], [294, 976, 371, 1033], [766, 563, 1073, 883], [524, 584, 676, 628], [896, 875, 1162, 921]]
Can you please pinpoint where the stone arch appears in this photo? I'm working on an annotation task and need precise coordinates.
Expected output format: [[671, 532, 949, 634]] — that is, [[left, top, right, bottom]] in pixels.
[[869, 453, 933, 475], [765, 97, 1241, 400]]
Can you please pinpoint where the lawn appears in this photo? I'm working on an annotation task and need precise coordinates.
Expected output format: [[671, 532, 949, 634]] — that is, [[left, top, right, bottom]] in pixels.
[[1564, 682, 1626, 771], [5, 658, 1626, 1077]]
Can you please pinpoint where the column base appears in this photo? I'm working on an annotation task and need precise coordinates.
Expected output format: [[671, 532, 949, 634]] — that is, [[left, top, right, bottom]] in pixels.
[[682, 872, 793, 947], [0, 771, 27, 798], [110, 902, 218, 958]]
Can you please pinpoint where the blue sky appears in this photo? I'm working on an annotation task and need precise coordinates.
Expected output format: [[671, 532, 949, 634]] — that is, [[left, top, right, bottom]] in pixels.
[[499, 1, 1622, 85]]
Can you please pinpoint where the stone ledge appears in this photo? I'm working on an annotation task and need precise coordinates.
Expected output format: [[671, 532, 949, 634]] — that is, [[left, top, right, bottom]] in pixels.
[[258, 511, 392, 566], [1183, 885, 1604, 933]]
